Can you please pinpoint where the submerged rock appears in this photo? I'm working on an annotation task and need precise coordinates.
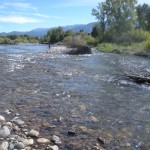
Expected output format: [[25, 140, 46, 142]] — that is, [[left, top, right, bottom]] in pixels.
[[14, 142, 25, 149], [28, 129, 39, 137], [68, 130, 76, 136], [0, 141, 9, 150], [37, 138, 50, 144], [51, 135, 62, 145], [66, 45, 92, 55], [0, 126, 11, 138], [0, 115, 5, 123]]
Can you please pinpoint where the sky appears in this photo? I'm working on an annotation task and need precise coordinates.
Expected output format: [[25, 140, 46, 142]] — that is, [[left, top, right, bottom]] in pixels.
[[0, 0, 150, 33]]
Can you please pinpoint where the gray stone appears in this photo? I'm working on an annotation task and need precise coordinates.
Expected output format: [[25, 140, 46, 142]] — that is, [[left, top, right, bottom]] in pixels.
[[37, 138, 50, 144], [14, 142, 25, 149], [22, 138, 34, 146], [8, 142, 14, 150], [51, 135, 61, 144], [13, 119, 24, 126], [68, 130, 76, 136], [47, 145, 59, 150], [0, 115, 5, 123], [0, 141, 9, 150], [5, 122, 13, 128], [0, 126, 11, 138], [28, 129, 39, 138]]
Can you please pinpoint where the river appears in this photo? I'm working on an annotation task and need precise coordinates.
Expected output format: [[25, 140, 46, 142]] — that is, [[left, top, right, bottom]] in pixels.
[[0, 44, 150, 150]]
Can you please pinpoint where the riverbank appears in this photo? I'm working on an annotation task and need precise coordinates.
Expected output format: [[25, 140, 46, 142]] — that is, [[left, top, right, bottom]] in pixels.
[[0, 112, 60, 150], [96, 42, 150, 57]]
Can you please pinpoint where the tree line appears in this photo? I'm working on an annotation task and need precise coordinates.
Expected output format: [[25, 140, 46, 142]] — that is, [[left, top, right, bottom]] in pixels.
[[0, 35, 39, 44]]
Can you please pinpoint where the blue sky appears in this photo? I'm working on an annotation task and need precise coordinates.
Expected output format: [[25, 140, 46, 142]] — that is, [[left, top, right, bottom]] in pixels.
[[0, 0, 150, 32]]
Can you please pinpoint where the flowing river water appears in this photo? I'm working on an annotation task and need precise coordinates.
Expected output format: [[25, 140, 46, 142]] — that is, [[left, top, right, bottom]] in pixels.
[[0, 44, 150, 150]]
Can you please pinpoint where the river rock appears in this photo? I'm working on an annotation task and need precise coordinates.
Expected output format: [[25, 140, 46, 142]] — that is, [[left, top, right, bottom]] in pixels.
[[5, 122, 13, 128], [0, 141, 9, 150], [22, 138, 34, 146], [28, 129, 39, 137], [68, 130, 76, 136], [14, 142, 25, 149], [37, 138, 50, 144], [0, 126, 11, 138], [51, 135, 62, 144], [0, 115, 5, 123], [66, 45, 92, 55], [47, 145, 59, 150], [8, 142, 14, 150], [12, 118, 24, 126]]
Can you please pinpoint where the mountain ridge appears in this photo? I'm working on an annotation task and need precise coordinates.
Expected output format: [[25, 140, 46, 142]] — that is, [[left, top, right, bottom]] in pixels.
[[0, 22, 97, 37]]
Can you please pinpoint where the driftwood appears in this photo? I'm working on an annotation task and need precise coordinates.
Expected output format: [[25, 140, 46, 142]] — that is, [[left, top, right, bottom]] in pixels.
[[122, 63, 150, 84], [127, 75, 150, 84]]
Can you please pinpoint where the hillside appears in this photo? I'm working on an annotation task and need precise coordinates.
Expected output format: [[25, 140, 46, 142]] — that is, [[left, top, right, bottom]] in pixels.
[[0, 22, 97, 37]]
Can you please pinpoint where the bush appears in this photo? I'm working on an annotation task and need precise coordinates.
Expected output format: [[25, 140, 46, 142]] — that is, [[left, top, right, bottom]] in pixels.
[[85, 35, 98, 46], [102, 29, 150, 45], [97, 43, 120, 53], [63, 35, 87, 48], [144, 40, 150, 51]]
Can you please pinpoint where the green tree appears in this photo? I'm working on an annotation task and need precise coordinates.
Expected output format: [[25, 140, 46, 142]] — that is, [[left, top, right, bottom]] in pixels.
[[92, 0, 137, 37], [47, 27, 65, 44], [65, 30, 74, 37], [91, 24, 99, 38], [136, 4, 150, 31]]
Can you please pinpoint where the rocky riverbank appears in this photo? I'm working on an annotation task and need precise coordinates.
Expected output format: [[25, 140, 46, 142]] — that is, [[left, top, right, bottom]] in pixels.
[[0, 111, 61, 150]]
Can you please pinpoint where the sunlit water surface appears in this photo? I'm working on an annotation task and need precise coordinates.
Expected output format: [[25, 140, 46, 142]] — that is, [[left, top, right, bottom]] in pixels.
[[0, 44, 150, 150]]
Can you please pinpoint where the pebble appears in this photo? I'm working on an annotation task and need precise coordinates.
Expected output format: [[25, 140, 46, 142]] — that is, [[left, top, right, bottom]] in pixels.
[[13, 125, 20, 131], [37, 138, 50, 144], [5, 122, 13, 128], [47, 145, 59, 150], [4, 110, 12, 115], [13, 118, 25, 126], [52, 135, 62, 144], [8, 142, 14, 150], [22, 138, 34, 146], [0, 126, 11, 138], [14, 142, 25, 149], [28, 129, 39, 137], [68, 130, 76, 136], [0, 115, 5, 122], [0, 141, 9, 150], [97, 137, 105, 145]]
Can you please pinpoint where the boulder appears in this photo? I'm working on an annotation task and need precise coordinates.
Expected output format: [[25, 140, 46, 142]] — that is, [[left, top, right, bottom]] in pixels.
[[66, 45, 92, 55]]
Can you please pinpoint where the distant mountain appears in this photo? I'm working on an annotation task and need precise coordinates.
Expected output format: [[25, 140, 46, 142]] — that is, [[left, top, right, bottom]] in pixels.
[[0, 22, 97, 37]]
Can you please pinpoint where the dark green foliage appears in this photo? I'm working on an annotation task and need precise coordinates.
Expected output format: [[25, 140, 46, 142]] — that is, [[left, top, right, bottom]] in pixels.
[[46, 27, 65, 44], [91, 24, 99, 38], [92, 0, 137, 43], [136, 4, 150, 31]]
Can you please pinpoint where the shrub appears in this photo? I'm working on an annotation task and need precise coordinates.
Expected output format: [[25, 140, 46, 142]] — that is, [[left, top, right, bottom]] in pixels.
[[85, 35, 98, 46], [144, 40, 150, 51], [63, 35, 87, 48]]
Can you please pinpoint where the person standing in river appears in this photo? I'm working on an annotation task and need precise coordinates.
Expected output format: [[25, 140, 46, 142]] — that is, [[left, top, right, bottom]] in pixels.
[[49, 42, 51, 49]]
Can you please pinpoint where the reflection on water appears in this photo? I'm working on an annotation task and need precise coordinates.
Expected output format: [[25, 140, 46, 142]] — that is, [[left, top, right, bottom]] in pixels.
[[0, 44, 150, 149]]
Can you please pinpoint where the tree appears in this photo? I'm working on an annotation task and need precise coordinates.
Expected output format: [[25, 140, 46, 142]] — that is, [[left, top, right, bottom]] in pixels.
[[47, 27, 65, 44], [92, 0, 137, 36], [91, 24, 99, 38], [136, 4, 150, 31]]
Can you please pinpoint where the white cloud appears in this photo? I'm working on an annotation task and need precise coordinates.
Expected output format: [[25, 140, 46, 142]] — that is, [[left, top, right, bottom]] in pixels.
[[0, 16, 41, 24], [52, 0, 101, 8]]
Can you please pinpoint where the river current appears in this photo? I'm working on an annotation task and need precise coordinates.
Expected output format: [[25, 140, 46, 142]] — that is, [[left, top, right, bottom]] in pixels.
[[0, 44, 150, 150]]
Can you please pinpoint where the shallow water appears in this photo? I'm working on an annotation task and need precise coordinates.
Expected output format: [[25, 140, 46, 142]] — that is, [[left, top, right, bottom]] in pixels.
[[0, 44, 150, 149]]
